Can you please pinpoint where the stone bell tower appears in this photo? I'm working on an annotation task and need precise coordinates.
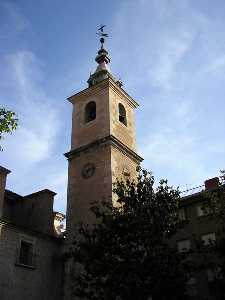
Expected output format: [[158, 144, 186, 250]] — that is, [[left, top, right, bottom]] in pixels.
[[65, 31, 143, 242]]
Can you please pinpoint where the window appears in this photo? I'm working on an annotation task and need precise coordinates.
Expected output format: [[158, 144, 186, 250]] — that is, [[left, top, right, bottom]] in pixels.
[[85, 101, 96, 123], [197, 205, 204, 217], [207, 267, 221, 282], [201, 233, 216, 245], [19, 240, 34, 266], [118, 103, 127, 126], [186, 277, 197, 297], [197, 203, 211, 217], [178, 208, 186, 221], [207, 269, 215, 282], [177, 239, 191, 252]]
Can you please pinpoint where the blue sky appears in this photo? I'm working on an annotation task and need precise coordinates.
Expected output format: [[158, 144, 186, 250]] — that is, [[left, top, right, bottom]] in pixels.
[[1, 0, 225, 213]]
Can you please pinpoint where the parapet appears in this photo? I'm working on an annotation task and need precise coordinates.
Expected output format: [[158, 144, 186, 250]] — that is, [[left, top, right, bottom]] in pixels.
[[0, 166, 11, 218], [1, 166, 64, 237]]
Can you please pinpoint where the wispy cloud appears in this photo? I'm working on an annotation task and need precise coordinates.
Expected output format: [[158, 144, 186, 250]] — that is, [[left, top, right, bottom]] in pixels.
[[2, 50, 60, 164], [148, 33, 194, 90], [111, 0, 225, 188], [1, 0, 225, 213], [111, 0, 200, 91], [0, 50, 67, 211], [0, 2, 69, 213], [141, 126, 225, 188]]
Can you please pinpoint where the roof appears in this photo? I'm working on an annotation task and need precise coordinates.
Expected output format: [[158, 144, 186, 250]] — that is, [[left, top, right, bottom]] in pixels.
[[4, 189, 23, 201]]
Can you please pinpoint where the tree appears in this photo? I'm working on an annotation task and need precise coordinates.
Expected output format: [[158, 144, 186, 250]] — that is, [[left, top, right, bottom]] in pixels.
[[69, 168, 192, 300], [0, 108, 18, 150]]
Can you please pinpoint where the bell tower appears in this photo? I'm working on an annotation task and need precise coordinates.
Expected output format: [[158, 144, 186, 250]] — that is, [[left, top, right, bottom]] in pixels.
[[65, 29, 143, 242]]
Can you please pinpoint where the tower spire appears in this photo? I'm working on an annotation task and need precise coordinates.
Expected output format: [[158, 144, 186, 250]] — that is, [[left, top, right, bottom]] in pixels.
[[87, 25, 112, 87]]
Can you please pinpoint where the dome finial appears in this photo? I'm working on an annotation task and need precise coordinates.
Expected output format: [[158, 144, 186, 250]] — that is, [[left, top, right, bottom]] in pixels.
[[87, 25, 112, 87], [87, 25, 124, 88]]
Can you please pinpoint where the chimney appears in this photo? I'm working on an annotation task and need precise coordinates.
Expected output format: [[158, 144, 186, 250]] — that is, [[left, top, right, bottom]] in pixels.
[[204, 177, 220, 190], [23, 189, 57, 234], [0, 166, 11, 218], [53, 212, 66, 236]]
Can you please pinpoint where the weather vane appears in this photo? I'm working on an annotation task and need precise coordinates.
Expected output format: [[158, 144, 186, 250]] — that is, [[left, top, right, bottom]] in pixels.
[[96, 24, 108, 48]]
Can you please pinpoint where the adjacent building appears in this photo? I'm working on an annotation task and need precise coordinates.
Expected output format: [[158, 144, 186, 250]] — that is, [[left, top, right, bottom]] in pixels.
[[174, 177, 222, 299], [0, 166, 64, 300]]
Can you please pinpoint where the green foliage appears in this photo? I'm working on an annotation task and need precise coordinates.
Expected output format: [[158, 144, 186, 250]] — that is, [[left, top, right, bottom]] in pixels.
[[0, 108, 18, 150], [69, 168, 191, 300]]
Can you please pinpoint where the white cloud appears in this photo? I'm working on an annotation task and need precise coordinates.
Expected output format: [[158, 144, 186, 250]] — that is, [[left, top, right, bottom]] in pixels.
[[1, 0, 225, 213], [1, 50, 60, 165], [0, 50, 65, 211], [148, 32, 194, 90], [111, 0, 200, 91], [7, 51, 43, 102], [3, 116, 57, 164], [139, 127, 220, 190], [0, 2, 68, 212], [111, 0, 225, 189]]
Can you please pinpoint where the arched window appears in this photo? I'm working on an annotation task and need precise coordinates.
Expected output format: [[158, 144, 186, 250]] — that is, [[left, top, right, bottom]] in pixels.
[[85, 101, 96, 123], [118, 103, 127, 126]]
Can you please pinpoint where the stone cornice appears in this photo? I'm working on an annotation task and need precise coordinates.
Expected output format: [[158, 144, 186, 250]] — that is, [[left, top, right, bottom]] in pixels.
[[109, 135, 143, 163], [24, 189, 57, 199], [67, 78, 139, 109], [108, 78, 139, 109], [67, 80, 109, 103], [0, 166, 11, 175], [64, 135, 143, 164], [0, 219, 64, 242]]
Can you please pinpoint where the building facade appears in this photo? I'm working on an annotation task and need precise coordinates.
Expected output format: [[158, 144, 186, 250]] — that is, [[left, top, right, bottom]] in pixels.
[[173, 177, 223, 299], [0, 166, 64, 300]]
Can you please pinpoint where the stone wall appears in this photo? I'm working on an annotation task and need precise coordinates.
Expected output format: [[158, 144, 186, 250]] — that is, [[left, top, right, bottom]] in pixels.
[[0, 167, 11, 218], [0, 222, 63, 300], [109, 85, 137, 151], [66, 142, 112, 240], [70, 82, 110, 150]]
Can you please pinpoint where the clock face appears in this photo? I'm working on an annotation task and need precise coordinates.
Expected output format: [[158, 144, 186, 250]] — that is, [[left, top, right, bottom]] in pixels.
[[82, 163, 95, 179]]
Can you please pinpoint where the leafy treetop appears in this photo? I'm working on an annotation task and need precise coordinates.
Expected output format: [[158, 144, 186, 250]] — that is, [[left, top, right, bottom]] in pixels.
[[0, 108, 18, 150]]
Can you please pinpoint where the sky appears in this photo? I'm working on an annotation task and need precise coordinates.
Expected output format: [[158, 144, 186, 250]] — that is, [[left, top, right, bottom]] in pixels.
[[1, 0, 225, 213]]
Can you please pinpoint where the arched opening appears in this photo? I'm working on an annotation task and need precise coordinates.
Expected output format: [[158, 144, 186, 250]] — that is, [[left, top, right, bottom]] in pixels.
[[85, 101, 96, 123], [118, 103, 127, 126]]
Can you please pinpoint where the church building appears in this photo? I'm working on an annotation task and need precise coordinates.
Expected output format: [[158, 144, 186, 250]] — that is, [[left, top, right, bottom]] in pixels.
[[0, 33, 142, 300], [0, 33, 221, 300]]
